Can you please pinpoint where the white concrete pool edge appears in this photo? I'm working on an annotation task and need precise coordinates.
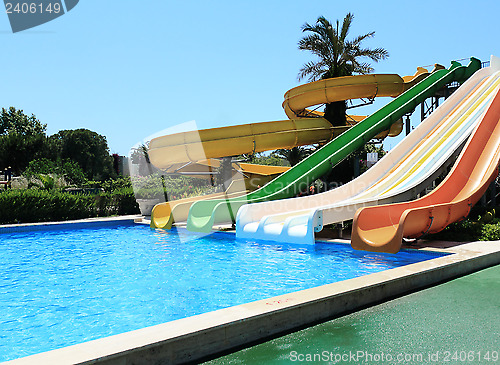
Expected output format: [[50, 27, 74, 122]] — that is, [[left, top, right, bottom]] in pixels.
[[4, 238, 500, 365], [0, 215, 142, 233]]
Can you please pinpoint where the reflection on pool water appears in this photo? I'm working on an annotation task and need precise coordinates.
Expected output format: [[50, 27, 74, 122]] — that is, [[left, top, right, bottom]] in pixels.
[[0, 221, 447, 361]]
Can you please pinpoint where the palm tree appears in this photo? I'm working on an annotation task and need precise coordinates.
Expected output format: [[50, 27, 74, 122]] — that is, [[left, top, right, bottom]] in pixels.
[[274, 146, 313, 167], [297, 14, 389, 126]]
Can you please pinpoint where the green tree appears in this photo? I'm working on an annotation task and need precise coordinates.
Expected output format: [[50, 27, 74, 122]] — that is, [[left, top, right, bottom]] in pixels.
[[0, 107, 48, 174], [0, 107, 47, 136], [23, 158, 87, 186], [297, 14, 389, 126], [49, 129, 115, 180]]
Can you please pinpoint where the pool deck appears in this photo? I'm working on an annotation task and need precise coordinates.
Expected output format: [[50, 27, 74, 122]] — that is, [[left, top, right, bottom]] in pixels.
[[3, 216, 500, 365], [204, 263, 500, 364]]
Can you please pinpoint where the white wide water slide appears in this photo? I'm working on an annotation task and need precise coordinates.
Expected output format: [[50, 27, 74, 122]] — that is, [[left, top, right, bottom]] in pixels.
[[237, 57, 500, 244]]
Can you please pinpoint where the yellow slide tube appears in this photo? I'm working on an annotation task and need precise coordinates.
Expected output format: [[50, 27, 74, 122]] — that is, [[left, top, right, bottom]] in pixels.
[[283, 68, 430, 118], [149, 118, 334, 169]]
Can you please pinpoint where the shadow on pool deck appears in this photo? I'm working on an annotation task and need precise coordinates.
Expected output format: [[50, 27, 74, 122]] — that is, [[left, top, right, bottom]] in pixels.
[[203, 263, 500, 364]]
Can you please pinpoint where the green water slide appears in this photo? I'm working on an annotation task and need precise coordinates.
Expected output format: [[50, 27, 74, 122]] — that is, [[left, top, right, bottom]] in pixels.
[[186, 58, 481, 233]]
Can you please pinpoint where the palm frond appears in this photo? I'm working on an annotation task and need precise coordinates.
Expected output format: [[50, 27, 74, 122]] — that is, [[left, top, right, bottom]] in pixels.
[[351, 60, 374, 74], [298, 34, 331, 60], [298, 60, 328, 81], [350, 31, 375, 47], [339, 13, 354, 42]]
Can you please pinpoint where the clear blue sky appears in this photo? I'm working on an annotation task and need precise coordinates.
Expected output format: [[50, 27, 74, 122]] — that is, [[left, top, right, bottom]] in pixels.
[[1, 0, 499, 155]]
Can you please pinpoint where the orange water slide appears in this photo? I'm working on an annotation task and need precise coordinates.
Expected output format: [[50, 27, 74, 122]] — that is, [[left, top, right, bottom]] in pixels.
[[351, 88, 500, 253]]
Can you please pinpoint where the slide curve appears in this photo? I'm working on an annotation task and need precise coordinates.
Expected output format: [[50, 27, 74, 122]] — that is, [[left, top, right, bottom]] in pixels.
[[186, 59, 479, 233], [236, 59, 493, 244], [352, 57, 500, 253]]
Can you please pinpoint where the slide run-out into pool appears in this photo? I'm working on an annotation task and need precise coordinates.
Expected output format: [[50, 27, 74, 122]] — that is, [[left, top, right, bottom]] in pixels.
[[237, 58, 493, 245], [185, 59, 480, 233], [352, 57, 500, 253]]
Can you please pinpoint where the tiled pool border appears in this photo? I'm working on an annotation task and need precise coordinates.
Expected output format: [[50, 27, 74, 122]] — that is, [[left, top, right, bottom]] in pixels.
[[3, 217, 500, 365]]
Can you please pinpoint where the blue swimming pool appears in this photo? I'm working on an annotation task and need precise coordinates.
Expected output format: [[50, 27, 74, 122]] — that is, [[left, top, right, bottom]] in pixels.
[[0, 221, 447, 361]]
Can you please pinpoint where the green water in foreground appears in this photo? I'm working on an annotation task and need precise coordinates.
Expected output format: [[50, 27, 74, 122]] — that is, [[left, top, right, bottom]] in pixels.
[[205, 264, 500, 364]]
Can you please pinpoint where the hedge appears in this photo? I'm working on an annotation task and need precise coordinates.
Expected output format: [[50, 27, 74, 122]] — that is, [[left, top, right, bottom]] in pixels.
[[424, 215, 500, 242], [0, 188, 139, 225]]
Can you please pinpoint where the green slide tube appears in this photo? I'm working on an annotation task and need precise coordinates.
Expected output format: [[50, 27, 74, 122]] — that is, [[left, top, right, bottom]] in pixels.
[[186, 58, 481, 233]]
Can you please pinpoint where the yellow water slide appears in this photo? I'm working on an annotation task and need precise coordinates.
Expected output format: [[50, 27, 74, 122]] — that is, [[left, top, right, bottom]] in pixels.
[[148, 67, 433, 169]]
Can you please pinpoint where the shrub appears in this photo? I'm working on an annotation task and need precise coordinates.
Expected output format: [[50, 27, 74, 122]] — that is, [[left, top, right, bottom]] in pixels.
[[424, 215, 500, 242], [23, 158, 56, 176], [0, 189, 94, 224], [130, 173, 217, 201], [84, 176, 133, 192], [97, 187, 140, 216], [0, 188, 139, 224], [479, 223, 500, 241], [424, 219, 481, 242]]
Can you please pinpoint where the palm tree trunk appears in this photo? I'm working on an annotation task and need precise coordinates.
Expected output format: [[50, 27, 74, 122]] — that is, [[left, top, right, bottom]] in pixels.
[[324, 101, 347, 127]]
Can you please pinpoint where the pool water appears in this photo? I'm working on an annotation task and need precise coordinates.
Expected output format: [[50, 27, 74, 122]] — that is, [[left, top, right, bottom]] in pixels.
[[0, 222, 446, 361]]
